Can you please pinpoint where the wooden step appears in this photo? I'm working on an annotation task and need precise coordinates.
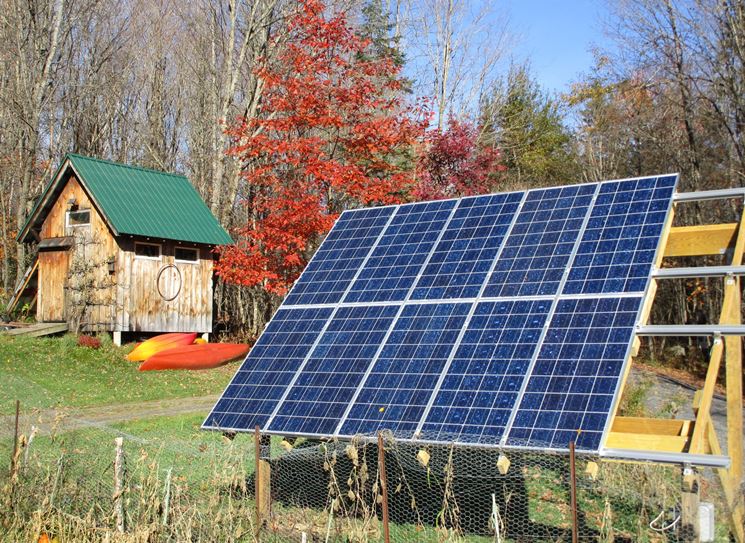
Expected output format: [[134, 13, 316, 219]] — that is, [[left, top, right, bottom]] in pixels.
[[4, 322, 68, 337]]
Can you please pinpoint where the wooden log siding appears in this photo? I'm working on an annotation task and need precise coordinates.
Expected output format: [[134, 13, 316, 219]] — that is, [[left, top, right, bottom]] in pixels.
[[116, 240, 213, 334], [37, 174, 214, 334], [38, 176, 117, 327]]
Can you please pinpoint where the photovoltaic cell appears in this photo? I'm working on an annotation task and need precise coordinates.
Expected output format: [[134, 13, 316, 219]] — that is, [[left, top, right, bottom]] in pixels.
[[268, 304, 399, 436], [420, 299, 551, 444], [483, 184, 595, 298], [563, 176, 676, 295], [506, 296, 641, 451], [203, 306, 333, 430], [343, 200, 456, 303], [339, 302, 471, 438], [411, 192, 523, 300], [283, 206, 395, 306]]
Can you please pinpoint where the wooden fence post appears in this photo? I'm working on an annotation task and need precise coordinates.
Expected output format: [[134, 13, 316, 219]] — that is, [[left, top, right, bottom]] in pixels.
[[377, 433, 390, 543], [162, 467, 172, 527], [569, 441, 578, 543], [113, 437, 125, 533], [254, 426, 271, 537], [10, 400, 19, 476]]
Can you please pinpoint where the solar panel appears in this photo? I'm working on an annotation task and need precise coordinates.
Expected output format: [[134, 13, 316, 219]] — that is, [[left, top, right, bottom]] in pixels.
[[419, 299, 551, 444], [268, 304, 399, 436], [483, 184, 595, 297], [343, 200, 455, 303], [411, 192, 523, 300], [284, 206, 395, 306], [203, 306, 333, 430], [205, 174, 678, 455], [563, 176, 676, 295], [339, 302, 471, 438], [506, 296, 641, 451]]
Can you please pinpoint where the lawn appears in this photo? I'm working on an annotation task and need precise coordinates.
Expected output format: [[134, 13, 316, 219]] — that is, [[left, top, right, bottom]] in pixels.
[[0, 333, 236, 414]]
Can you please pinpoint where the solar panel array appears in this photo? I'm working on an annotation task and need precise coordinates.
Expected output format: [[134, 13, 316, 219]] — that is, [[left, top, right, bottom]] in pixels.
[[205, 175, 677, 453]]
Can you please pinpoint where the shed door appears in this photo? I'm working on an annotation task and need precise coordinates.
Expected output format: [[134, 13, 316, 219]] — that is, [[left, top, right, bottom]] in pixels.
[[38, 250, 70, 322]]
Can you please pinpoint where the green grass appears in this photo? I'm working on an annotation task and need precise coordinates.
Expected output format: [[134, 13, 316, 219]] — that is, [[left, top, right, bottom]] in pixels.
[[3, 413, 254, 486], [0, 334, 236, 414]]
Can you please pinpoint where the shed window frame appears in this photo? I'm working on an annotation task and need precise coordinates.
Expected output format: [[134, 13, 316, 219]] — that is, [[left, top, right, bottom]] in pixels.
[[134, 241, 162, 260], [174, 246, 199, 264], [65, 209, 91, 228]]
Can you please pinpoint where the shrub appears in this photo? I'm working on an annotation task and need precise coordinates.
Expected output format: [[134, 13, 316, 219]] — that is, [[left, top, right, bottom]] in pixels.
[[77, 334, 101, 349]]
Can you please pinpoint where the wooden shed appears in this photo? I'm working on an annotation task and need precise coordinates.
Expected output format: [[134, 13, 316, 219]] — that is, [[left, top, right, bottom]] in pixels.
[[17, 154, 232, 343]]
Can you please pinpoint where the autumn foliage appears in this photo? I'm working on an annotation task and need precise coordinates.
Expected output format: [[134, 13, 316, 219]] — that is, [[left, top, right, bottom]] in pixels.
[[414, 116, 505, 200], [216, 0, 427, 295]]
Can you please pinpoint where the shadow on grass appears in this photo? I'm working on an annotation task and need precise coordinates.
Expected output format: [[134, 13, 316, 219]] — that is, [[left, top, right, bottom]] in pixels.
[[242, 442, 616, 541]]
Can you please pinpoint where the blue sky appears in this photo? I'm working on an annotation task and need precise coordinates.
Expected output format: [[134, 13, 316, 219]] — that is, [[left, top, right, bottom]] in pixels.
[[504, 0, 612, 95]]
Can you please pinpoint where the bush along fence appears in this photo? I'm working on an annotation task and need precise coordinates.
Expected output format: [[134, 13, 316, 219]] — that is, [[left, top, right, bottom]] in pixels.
[[0, 409, 737, 542]]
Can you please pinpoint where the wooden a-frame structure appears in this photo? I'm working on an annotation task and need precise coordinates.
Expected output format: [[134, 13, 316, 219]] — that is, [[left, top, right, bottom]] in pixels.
[[603, 188, 744, 542]]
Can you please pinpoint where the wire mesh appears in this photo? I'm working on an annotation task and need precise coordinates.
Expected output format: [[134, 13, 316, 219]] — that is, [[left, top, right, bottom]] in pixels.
[[1, 411, 737, 542]]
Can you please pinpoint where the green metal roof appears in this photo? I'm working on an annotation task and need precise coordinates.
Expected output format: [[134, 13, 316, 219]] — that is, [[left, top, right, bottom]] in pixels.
[[19, 154, 232, 246]]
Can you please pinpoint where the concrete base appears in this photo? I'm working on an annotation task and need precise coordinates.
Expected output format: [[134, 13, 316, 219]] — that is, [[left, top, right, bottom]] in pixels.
[[112, 331, 122, 346]]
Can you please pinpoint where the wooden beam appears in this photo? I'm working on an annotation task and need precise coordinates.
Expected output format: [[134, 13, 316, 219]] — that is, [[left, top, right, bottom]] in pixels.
[[689, 338, 724, 454], [703, 413, 745, 542], [690, 209, 745, 455], [611, 416, 693, 436], [664, 223, 738, 257], [605, 432, 689, 453]]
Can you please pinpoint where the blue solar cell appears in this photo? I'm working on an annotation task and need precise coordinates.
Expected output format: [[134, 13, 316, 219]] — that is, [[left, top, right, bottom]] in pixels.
[[420, 299, 551, 444], [506, 296, 641, 451], [268, 304, 399, 436], [284, 206, 395, 305], [339, 302, 471, 438], [343, 200, 456, 303], [563, 176, 677, 295], [483, 184, 596, 298], [202, 306, 333, 431], [411, 192, 524, 300]]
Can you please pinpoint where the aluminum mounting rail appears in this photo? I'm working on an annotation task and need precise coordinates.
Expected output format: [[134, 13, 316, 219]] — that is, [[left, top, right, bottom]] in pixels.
[[674, 187, 745, 202], [601, 448, 730, 468], [636, 324, 745, 336], [653, 265, 745, 279]]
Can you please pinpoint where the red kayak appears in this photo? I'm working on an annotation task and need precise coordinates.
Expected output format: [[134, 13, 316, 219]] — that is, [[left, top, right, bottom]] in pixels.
[[126, 332, 198, 362], [139, 343, 249, 371]]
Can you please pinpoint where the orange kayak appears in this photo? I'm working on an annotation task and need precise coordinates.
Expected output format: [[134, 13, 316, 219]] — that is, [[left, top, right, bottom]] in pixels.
[[139, 343, 249, 371], [126, 332, 199, 362]]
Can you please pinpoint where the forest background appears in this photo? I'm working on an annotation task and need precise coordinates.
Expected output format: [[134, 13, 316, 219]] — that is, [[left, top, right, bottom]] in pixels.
[[1, 0, 743, 375]]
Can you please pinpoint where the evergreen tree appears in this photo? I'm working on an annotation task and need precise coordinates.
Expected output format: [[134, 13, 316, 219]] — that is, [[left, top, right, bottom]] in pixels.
[[358, 0, 405, 70], [480, 64, 579, 187]]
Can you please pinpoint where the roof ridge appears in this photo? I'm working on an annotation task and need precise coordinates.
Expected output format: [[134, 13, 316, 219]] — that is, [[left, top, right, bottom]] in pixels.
[[66, 153, 188, 180]]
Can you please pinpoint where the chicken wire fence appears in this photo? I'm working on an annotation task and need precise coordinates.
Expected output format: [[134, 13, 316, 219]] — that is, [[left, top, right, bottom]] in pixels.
[[0, 411, 735, 542]]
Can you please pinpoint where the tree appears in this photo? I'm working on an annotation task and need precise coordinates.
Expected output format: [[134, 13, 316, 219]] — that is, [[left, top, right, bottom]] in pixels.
[[216, 0, 426, 297], [480, 64, 578, 187], [414, 116, 504, 199], [400, 0, 509, 128]]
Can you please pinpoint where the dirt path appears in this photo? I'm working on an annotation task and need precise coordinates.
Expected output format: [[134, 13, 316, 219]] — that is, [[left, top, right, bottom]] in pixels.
[[0, 394, 219, 439]]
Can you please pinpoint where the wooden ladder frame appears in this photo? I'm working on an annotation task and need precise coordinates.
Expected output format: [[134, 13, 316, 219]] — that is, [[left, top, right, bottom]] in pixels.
[[605, 202, 744, 542]]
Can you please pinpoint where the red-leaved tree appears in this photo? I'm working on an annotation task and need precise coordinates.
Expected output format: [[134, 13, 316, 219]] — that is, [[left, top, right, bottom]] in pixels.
[[216, 0, 426, 295], [414, 117, 505, 200]]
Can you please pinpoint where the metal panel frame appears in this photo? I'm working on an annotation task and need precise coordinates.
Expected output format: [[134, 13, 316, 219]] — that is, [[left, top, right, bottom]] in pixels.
[[637, 324, 745, 336], [674, 187, 745, 202], [413, 190, 531, 438], [261, 207, 401, 430], [332, 198, 464, 436], [499, 182, 603, 447], [653, 265, 745, 278]]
